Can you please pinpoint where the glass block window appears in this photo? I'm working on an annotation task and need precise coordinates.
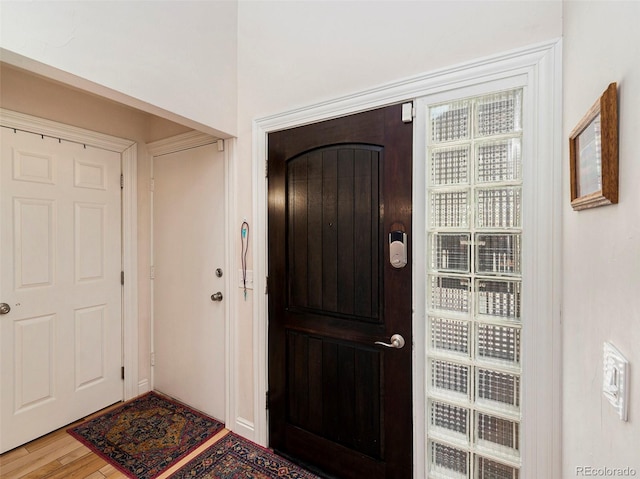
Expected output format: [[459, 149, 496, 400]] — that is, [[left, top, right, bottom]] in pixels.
[[429, 190, 470, 229], [430, 441, 469, 479], [477, 324, 521, 365], [429, 275, 471, 314], [430, 233, 471, 272], [427, 89, 523, 478], [429, 317, 470, 357], [431, 101, 471, 143], [476, 188, 521, 229], [430, 359, 470, 399], [476, 139, 521, 183], [475, 91, 522, 137], [431, 146, 470, 185], [476, 280, 521, 320], [476, 456, 520, 479], [430, 400, 470, 443], [476, 368, 520, 413]]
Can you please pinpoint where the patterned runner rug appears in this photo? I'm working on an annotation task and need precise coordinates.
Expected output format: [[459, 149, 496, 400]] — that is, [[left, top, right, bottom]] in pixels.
[[168, 432, 322, 479], [67, 391, 224, 479]]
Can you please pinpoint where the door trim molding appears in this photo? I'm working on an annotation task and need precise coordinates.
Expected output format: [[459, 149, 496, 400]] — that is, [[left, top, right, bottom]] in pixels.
[[252, 39, 562, 479], [0, 109, 134, 152], [146, 130, 218, 156], [0, 107, 139, 402], [147, 131, 233, 428]]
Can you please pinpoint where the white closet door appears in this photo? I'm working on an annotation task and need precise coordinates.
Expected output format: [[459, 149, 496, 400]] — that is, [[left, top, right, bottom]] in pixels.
[[152, 143, 225, 420], [1, 128, 123, 453]]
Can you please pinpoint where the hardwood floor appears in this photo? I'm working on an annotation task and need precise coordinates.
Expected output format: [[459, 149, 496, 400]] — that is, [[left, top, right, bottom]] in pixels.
[[0, 403, 231, 479]]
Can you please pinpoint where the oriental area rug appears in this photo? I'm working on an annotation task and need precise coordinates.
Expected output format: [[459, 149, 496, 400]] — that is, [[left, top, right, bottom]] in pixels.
[[67, 391, 224, 479], [168, 432, 322, 479]]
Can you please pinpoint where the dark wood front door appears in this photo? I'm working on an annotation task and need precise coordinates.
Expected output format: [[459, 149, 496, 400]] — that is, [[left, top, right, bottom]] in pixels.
[[267, 104, 412, 479]]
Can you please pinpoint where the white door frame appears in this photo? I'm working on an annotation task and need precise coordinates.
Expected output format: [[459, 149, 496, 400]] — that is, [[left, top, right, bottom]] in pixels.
[[251, 40, 562, 478], [0, 108, 139, 402], [147, 131, 234, 427]]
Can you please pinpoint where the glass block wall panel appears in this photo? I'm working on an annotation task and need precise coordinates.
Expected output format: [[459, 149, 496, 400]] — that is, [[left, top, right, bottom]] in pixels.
[[476, 280, 521, 321], [431, 146, 470, 185], [476, 234, 521, 275], [430, 233, 470, 272], [477, 368, 520, 412], [429, 190, 470, 228], [476, 188, 522, 229], [475, 90, 522, 137], [430, 359, 470, 399], [429, 275, 471, 313], [477, 324, 521, 365], [427, 88, 523, 478], [429, 317, 470, 357], [476, 139, 521, 183], [476, 412, 520, 456], [476, 456, 520, 479], [431, 101, 471, 143], [430, 400, 470, 443], [430, 441, 469, 479]]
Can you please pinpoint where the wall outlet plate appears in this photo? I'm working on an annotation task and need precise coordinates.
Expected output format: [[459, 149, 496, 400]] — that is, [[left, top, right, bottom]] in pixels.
[[239, 269, 253, 290], [603, 342, 629, 421]]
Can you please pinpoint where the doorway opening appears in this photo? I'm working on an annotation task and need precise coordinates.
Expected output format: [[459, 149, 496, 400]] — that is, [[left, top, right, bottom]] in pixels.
[[253, 41, 561, 478], [149, 133, 230, 423]]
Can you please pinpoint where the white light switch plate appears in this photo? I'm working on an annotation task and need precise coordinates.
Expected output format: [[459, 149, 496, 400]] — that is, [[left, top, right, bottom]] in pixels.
[[239, 269, 253, 290], [603, 342, 629, 421]]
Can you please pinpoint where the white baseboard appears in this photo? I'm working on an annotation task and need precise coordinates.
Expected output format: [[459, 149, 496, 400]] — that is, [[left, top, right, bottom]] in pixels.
[[138, 379, 150, 396], [230, 417, 256, 443]]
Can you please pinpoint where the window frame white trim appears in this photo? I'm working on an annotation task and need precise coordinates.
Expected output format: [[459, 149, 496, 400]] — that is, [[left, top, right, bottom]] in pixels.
[[252, 40, 562, 478]]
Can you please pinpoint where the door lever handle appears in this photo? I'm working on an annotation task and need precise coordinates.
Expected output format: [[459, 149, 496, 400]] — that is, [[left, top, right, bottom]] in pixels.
[[375, 334, 405, 349]]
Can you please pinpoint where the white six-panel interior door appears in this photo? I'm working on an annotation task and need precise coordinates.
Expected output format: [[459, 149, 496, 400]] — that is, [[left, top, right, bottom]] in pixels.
[[0, 127, 123, 453]]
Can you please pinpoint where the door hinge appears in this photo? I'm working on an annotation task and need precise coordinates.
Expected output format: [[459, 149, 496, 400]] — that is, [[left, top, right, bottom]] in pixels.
[[265, 276, 269, 295], [150, 178, 155, 192], [121, 366, 125, 380], [150, 266, 155, 280], [120, 174, 124, 189], [266, 390, 269, 410], [121, 271, 124, 285], [402, 102, 415, 123], [217, 139, 225, 152], [265, 160, 269, 178]]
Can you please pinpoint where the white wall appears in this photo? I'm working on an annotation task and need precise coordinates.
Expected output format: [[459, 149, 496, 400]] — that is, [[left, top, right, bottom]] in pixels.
[[562, 2, 640, 476], [0, 1, 237, 137], [2, 1, 573, 464], [235, 0, 562, 426]]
